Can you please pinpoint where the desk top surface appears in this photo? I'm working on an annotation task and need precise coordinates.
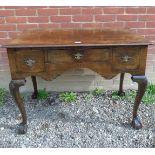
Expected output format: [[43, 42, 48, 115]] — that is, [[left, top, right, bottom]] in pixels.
[[3, 28, 152, 48]]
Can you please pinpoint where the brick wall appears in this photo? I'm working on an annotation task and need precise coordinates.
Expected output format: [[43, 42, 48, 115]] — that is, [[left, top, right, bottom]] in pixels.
[[0, 6, 155, 91]]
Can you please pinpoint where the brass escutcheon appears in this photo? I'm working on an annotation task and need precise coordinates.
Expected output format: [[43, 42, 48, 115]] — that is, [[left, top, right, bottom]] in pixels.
[[24, 58, 36, 67], [74, 53, 84, 60], [120, 55, 133, 63]]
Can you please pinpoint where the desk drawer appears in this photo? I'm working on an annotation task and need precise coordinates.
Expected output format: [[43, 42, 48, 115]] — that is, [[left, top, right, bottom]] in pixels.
[[48, 48, 111, 63], [15, 49, 45, 73], [112, 47, 140, 70]]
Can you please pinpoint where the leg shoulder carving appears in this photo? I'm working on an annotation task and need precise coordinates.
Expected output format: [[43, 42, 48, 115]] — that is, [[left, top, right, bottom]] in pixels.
[[9, 80, 26, 91], [131, 75, 148, 84]]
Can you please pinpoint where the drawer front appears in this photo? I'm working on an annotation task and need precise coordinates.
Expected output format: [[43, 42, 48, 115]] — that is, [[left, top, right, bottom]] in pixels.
[[112, 47, 140, 70], [15, 49, 45, 73], [48, 50, 74, 63], [85, 48, 111, 62], [48, 48, 111, 63]]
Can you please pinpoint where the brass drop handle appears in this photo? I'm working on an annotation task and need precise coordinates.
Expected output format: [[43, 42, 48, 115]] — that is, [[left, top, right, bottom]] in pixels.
[[120, 55, 133, 63], [74, 52, 84, 60], [24, 58, 36, 67]]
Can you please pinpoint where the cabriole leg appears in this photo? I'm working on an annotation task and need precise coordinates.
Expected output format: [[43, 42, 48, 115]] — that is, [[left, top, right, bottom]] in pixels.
[[131, 75, 148, 129], [31, 76, 38, 99], [118, 73, 125, 96], [9, 79, 27, 134]]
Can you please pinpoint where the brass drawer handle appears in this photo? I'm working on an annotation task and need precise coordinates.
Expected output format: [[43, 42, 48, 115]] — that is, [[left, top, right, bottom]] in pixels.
[[74, 52, 84, 60], [120, 55, 133, 63], [24, 58, 36, 67]]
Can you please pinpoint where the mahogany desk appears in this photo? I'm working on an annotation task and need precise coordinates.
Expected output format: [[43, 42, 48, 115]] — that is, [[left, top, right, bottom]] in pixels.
[[3, 29, 152, 134]]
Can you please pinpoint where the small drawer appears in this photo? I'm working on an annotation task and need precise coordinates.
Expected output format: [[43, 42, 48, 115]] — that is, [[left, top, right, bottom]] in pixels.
[[112, 47, 140, 70], [48, 48, 111, 63], [15, 49, 45, 73]]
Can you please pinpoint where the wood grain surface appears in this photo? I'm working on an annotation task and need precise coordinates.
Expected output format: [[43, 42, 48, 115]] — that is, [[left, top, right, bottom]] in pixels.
[[3, 29, 152, 48]]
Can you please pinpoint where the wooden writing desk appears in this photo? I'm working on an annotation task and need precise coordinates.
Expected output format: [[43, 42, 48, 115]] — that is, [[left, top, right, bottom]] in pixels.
[[3, 29, 152, 134]]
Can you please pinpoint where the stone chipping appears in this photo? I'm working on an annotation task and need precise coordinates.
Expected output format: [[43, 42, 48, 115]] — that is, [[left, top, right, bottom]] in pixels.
[[0, 91, 154, 148]]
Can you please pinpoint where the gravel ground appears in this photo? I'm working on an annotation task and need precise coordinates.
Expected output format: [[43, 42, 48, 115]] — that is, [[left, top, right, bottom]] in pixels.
[[0, 91, 154, 148]]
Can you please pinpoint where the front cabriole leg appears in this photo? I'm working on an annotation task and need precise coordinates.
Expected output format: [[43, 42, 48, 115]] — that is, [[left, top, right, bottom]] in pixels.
[[131, 75, 148, 129], [9, 79, 27, 134]]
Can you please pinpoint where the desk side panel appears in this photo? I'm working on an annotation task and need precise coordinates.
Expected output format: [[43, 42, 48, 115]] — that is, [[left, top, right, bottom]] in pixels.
[[7, 48, 18, 80], [139, 46, 148, 75]]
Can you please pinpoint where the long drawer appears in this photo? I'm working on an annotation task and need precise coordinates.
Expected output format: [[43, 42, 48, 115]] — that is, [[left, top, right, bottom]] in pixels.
[[47, 48, 112, 63]]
